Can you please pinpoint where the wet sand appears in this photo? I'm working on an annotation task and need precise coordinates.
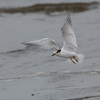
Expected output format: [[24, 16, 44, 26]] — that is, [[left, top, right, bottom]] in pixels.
[[0, 2, 99, 14]]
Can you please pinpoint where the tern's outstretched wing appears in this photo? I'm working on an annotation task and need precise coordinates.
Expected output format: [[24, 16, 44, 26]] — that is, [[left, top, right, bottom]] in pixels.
[[61, 15, 78, 52], [22, 38, 60, 49]]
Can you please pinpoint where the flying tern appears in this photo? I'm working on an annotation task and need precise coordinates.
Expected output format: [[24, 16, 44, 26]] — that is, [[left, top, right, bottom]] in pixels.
[[22, 15, 84, 64]]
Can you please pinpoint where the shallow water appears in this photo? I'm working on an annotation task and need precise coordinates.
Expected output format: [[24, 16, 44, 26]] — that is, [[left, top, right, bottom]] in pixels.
[[0, 0, 100, 100]]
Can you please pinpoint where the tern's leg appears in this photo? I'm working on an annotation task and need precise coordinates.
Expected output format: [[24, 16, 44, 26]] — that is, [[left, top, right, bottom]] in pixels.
[[70, 58, 76, 64], [73, 56, 78, 62]]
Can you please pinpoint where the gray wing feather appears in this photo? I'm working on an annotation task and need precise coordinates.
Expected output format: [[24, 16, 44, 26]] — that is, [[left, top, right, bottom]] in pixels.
[[61, 15, 78, 52], [22, 38, 60, 50]]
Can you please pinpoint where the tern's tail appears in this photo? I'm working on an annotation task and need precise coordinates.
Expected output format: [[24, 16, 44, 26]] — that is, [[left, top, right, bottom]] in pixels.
[[75, 54, 85, 64], [66, 54, 85, 64]]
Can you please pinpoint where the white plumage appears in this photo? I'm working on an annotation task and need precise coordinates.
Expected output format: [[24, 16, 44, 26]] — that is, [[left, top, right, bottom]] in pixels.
[[22, 38, 60, 49], [22, 15, 84, 64], [61, 15, 77, 52]]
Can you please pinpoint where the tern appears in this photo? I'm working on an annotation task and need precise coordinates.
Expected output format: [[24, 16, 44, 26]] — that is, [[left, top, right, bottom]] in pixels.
[[22, 15, 84, 64]]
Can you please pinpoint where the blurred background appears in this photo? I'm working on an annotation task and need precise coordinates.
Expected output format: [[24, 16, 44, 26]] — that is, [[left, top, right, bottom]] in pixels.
[[0, 0, 100, 100]]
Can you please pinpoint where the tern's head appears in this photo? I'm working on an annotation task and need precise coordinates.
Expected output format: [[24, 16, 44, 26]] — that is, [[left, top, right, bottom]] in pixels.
[[51, 49, 61, 56]]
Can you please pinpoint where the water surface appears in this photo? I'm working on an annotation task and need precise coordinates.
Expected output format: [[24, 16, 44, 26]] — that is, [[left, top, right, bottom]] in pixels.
[[0, 1, 100, 100]]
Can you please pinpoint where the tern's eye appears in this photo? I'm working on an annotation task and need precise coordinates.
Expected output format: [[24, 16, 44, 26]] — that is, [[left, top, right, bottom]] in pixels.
[[56, 50, 61, 53]]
